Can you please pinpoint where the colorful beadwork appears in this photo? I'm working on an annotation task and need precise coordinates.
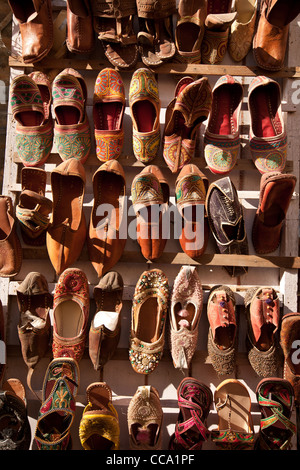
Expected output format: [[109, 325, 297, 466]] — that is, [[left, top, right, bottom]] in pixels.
[[54, 117, 91, 163], [16, 120, 53, 166]]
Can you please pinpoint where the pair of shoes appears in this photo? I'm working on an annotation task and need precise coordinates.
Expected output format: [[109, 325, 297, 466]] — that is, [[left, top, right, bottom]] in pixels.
[[255, 377, 296, 450], [228, 0, 257, 62], [92, 0, 138, 70], [0, 378, 31, 450], [253, 0, 300, 72], [88, 160, 126, 277], [201, 0, 237, 65], [128, 385, 163, 450], [16, 272, 52, 392], [16, 167, 52, 246], [79, 382, 120, 450], [163, 76, 212, 173], [35, 357, 79, 450], [204, 75, 287, 175], [137, 0, 177, 67], [129, 269, 169, 375], [211, 379, 254, 449], [207, 285, 238, 376], [169, 377, 212, 450], [169, 266, 203, 370], [131, 165, 169, 262], [206, 176, 249, 277], [8, 0, 53, 64], [10, 69, 91, 166], [252, 171, 296, 254], [0, 195, 22, 278]]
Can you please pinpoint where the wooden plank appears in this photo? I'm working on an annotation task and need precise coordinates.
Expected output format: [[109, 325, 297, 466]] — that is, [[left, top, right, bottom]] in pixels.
[[8, 56, 300, 78]]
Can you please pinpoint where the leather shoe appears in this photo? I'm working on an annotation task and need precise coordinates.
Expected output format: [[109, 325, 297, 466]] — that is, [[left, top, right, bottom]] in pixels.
[[66, 0, 94, 54], [0, 196, 22, 278], [47, 158, 87, 276]]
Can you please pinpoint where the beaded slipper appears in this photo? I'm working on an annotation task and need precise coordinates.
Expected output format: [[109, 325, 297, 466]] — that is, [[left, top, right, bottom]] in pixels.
[[129, 269, 169, 375]]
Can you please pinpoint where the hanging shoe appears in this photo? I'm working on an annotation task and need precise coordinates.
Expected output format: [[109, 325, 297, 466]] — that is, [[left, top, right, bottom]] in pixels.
[[175, 0, 207, 63], [211, 379, 254, 449], [52, 268, 89, 362], [255, 378, 296, 450], [88, 160, 126, 277], [248, 76, 287, 174], [89, 271, 123, 370], [35, 357, 79, 450], [0, 378, 31, 450], [253, 0, 300, 71], [228, 0, 257, 62], [244, 286, 282, 377], [205, 176, 248, 277], [93, 68, 125, 162], [204, 75, 243, 175], [207, 285, 237, 375], [169, 377, 212, 450], [66, 0, 94, 54], [129, 68, 161, 163], [129, 269, 169, 375], [46, 158, 87, 275], [175, 164, 209, 259], [252, 171, 296, 254], [16, 167, 52, 246], [128, 385, 163, 450], [52, 68, 91, 164], [79, 382, 120, 450], [10, 73, 53, 167], [0, 196, 22, 278], [169, 266, 203, 370], [163, 76, 212, 173], [280, 312, 300, 406]]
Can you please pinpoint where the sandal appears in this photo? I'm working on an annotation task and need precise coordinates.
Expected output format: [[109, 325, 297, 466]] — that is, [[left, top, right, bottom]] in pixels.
[[92, 0, 138, 69], [16, 167, 52, 246], [35, 357, 79, 450], [169, 377, 212, 450], [255, 377, 296, 450], [79, 382, 120, 450], [211, 379, 254, 450]]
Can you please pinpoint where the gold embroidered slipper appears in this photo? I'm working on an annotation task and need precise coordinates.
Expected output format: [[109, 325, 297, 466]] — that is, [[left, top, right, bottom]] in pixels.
[[129, 269, 169, 375]]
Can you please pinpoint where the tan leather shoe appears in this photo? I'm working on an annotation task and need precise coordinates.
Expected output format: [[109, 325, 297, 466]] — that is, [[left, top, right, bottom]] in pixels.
[[253, 0, 300, 71], [0, 196, 22, 277], [8, 0, 53, 64], [47, 158, 87, 276], [66, 0, 94, 54], [87, 160, 126, 277], [175, 0, 207, 63]]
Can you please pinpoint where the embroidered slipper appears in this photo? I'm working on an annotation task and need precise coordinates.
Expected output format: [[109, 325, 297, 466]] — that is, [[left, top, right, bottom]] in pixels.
[[129, 68, 161, 163], [255, 377, 296, 450], [204, 75, 243, 175], [211, 379, 254, 449], [131, 166, 168, 261], [129, 269, 169, 375], [10, 73, 53, 166], [169, 266, 203, 370], [169, 377, 213, 450], [228, 0, 257, 62], [175, 164, 209, 259], [16, 167, 52, 246], [52, 68, 91, 164], [0, 378, 31, 450], [248, 76, 287, 174], [128, 385, 163, 450], [35, 357, 79, 450], [163, 76, 212, 173], [93, 68, 125, 162], [79, 382, 120, 450]]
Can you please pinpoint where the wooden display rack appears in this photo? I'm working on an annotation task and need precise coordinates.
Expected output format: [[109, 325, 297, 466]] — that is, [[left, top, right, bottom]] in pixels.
[[1, 0, 299, 450]]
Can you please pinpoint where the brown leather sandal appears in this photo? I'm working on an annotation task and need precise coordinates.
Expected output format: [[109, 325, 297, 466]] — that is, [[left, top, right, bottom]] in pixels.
[[136, 0, 177, 67], [92, 0, 138, 69]]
